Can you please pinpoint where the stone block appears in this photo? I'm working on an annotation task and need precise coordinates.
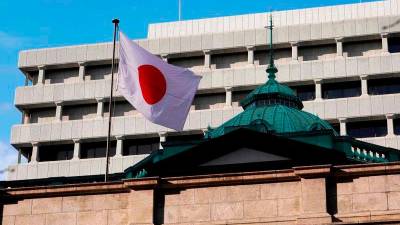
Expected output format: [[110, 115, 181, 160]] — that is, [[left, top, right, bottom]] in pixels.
[[45, 212, 76, 225], [310, 23, 322, 40], [223, 32, 234, 49], [165, 189, 195, 206], [180, 36, 191, 52], [388, 192, 400, 210], [3, 199, 32, 216], [15, 214, 46, 225], [244, 199, 278, 219], [277, 198, 300, 216], [260, 181, 300, 200], [62, 196, 94, 212], [180, 204, 211, 223], [93, 194, 128, 210], [164, 206, 179, 224], [336, 195, 353, 214], [195, 186, 228, 204], [108, 209, 129, 225], [300, 178, 327, 214], [211, 202, 243, 221], [32, 197, 62, 214], [352, 193, 388, 212], [76, 211, 107, 225], [227, 184, 260, 202], [387, 174, 400, 191]]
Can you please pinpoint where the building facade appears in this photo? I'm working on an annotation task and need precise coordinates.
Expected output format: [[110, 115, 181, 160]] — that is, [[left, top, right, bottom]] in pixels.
[[7, 0, 400, 180]]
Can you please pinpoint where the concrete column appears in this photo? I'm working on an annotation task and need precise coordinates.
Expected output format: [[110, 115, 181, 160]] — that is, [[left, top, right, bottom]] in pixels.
[[247, 45, 255, 64], [335, 37, 344, 57], [55, 101, 63, 121], [386, 114, 395, 137], [31, 142, 39, 163], [72, 139, 81, 160], [225, 86, 233, 107], [204, 50, 211, 68], [23, 110, 30, 124], [360, 75, 369, 96], [161, 54, 168, 62], [96, 98, 105, 118], [37, 65, 46, 85], [290, 42, 299, 61], [315, 79, 323, 101], [159, 132, 167, 149], [116, 136, 124, 157], [78, 61, 86, 82], [17, 148, 22, 164], [381, 32, 389, 54], [339, 118, 347, 136]]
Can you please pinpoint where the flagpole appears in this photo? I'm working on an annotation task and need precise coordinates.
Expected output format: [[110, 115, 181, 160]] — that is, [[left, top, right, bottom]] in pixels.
[[105, 18, 119, 182]]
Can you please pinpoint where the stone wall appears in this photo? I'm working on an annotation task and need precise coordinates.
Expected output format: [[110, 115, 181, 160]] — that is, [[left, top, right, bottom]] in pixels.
[[2, 163, 400, 225]]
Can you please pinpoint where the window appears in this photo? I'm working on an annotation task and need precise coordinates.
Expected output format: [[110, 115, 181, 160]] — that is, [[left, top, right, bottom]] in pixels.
[[193, 93, 225, 110], [232, 90, 251, 107], [211, 52, 247, 69], [347, 120, 387, 138], [389, 36, 400, 53], [290, 85, 315, 101], [395, 118, 400, 135], [20, 147, 33, 163], [80, 142, 116, 159], [38, 144, 74, 162], [368, 77, 400, 95], [322, 81, 361, 99], [329, 123, 340, 134], [123, 138, 159, 156]]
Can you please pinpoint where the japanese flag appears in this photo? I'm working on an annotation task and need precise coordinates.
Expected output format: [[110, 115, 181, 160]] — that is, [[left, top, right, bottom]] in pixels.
[[117, 31, 201, 131]]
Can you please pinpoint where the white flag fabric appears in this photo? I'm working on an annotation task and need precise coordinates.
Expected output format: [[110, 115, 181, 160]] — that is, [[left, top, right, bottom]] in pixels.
[[118, 31, 201, 131]]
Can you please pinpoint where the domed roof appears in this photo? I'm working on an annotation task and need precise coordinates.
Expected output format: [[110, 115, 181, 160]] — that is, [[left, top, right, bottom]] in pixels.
[[205, 16, 337, 139]]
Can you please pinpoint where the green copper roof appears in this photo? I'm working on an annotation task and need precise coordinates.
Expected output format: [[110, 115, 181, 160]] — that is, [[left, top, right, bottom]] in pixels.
[[206, 15, 336, 138], [205, 104, 337, 138]]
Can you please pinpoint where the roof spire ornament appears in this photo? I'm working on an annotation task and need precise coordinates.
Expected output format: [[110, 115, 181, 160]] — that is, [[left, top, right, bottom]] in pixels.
[[266, 14, 278, 80]]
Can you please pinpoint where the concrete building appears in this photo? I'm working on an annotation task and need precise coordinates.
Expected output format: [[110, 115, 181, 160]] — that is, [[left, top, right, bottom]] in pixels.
[[7, 0, 400, 180]]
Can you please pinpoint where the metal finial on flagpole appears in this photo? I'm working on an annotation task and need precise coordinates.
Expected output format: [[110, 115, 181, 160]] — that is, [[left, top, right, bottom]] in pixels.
[[105, 18, 119, 182]]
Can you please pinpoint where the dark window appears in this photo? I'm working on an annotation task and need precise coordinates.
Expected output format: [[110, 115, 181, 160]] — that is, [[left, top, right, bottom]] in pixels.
[[347, 120, 387, 138], [389, 36, 400, 53], [290, 85, 315, 101], [395, 118, 400, 135], [322, 81, 361, 99], [38, 144, 74, 162], [368, 77, 400, 95], [123, 138, 159, 156], [20, 147, 33, 163], [330, 123, 340, 134], [80, 141, 116, 159]]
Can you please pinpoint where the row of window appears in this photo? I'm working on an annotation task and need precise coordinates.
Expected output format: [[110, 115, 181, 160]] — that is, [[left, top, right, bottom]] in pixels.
[[29, 37, 400, 86], [21, 134, 204, 162], [331, 118, 400, 138], [25, 76, 400, 123], [19, 118, 399, 162], [290, 77, 400, 101]]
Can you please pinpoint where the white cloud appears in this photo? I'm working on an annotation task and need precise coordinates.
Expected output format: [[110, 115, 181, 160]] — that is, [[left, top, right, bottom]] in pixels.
[[0, 141, 17, 180]]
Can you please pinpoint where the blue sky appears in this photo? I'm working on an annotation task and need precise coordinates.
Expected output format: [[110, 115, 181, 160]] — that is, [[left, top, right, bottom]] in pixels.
[[0, 0, 378, 179]]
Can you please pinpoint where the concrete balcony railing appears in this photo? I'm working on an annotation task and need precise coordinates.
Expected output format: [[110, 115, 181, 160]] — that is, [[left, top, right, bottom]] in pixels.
[[10, 93, 400, 145], [303, 93, 400, 120], [10, 107, 242, 145], [6, 154, 148, 181], [14, 53, 400, 107], [18, 13, 400, 68]]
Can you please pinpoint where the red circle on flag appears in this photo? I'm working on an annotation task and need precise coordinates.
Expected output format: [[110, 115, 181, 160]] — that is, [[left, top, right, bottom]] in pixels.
[[137, 64, 167, 105]]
